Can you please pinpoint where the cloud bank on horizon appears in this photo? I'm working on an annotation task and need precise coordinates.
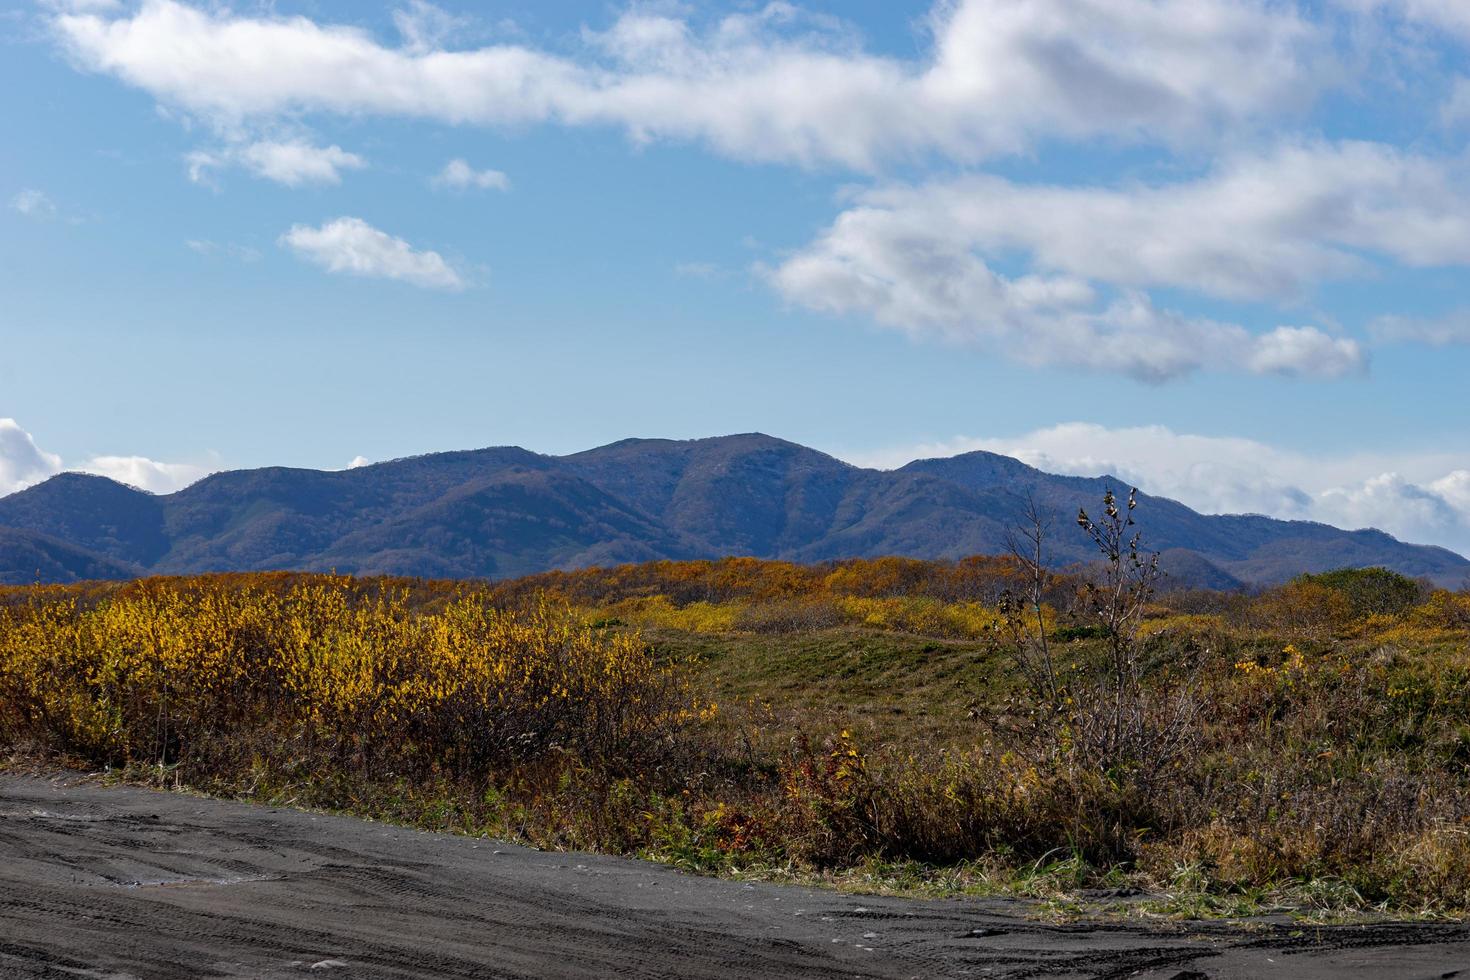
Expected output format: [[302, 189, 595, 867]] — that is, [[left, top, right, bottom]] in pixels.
[[33, 0, 1470, 380], [0, 419, 215, 496], [845, 424, 1470, 559]]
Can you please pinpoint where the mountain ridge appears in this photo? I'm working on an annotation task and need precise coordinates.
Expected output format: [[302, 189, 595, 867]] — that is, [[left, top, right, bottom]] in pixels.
[[1, 433, 1465, 588]]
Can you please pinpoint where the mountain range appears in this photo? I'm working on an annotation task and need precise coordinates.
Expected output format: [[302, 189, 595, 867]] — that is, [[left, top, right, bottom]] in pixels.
[[0, 433, 1465, 588]]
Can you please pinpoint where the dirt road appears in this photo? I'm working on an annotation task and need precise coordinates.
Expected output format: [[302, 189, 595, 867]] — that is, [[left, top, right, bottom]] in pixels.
[[1, 775, 1466, 979]]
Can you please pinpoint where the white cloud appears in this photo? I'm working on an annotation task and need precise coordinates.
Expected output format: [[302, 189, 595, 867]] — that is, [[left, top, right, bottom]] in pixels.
[[779, 142, 1470, 304], [10, 189, 57, 220], [432, 158, 509, 191], [237, 140, 364, 186], [767, 139, 1470, 379], [1315, 472, 1469, 551], [0, 420, 64, 495], [279, 216, 464, 290], [187, 140, 365, 187], [843, 423, 1470, 555], [393, 1, 473, 55], [184, 150, 220, 186], [0, 419, 214, 497], [50, 0, 1325, 169], [1248, 325, 1366, 377], [82, 455, 212, 493], [1431, 470, 1470, 512], [782, 227, 1364, 382], [772, 228, 1293, 381], [346, 455, 371, 469], [771, 239, 1364, 383]]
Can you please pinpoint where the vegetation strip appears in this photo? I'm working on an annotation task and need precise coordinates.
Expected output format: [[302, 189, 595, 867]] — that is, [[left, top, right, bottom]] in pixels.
[[5, 502, 1470, 919]]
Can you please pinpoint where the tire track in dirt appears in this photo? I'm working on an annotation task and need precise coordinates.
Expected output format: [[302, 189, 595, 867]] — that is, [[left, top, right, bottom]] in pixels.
[[2, 775, 1467, 979]]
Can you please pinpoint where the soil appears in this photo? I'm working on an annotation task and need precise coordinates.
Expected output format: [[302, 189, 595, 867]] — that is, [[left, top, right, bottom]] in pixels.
[[2, 774, 1467, 979]]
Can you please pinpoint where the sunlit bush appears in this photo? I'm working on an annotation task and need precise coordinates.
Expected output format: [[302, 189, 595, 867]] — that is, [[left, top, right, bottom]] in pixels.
[[1247, 580, 1354, 639], [0, 576, 707, 779]]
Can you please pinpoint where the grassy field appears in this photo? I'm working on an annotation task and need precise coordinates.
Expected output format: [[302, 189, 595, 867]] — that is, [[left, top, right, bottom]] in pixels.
[[652, 627, 1006, 745], [4, 554, 1470, 920]]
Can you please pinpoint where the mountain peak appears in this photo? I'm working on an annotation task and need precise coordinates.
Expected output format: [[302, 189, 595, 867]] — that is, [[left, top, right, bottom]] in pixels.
[[31, 470, 148, 494], [577, 432, 823, 457], [0, 434, 1464, 587]]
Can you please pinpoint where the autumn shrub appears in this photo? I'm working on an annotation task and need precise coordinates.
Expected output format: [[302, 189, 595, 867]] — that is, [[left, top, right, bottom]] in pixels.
[[491, 554, 1050, 611], [834, 596, 1006, 638], [1298, 567, 1427, 620], [1246, 580, 1355, 639], [0, 577, 710, 785], [1132, 640, 1470, 897], [1401, 590, 1470, 633], [594, 591, 1010, 639], [595, 595, 743, 634], [732, 597, 846, 633]]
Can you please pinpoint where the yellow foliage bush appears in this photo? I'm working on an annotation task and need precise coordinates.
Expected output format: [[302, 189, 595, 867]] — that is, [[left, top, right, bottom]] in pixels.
[[599, 595, 743, 634], [1136, 613, 1227, 640], [1247, 581, 1354, 639], [835, 596, 1008, 638], [0, 577, 705, 777], [1421, 590, 1470, 626], [586, 592, 1012, 639]]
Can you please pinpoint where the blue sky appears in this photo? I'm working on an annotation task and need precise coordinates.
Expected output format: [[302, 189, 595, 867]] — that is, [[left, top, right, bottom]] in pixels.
[[3, 0, 1470, 553]]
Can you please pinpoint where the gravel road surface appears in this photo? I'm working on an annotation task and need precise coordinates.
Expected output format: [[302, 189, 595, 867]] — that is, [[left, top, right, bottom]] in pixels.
[[2, 775, 1467, 979]]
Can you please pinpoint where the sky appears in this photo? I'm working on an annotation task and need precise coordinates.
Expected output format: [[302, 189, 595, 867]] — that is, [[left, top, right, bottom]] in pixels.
[[3, 0, 1470, 554]]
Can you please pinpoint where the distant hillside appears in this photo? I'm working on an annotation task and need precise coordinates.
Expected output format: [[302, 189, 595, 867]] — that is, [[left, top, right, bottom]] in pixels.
[[0, 527, 144, 585], [1, 434, 1465, 588]]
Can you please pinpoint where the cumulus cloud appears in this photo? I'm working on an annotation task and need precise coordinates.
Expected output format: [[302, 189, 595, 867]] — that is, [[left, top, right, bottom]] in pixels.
[[9, 189, 57, 220], [843, 423, 1470, 555], [346, 455, 371, 469], [0, 420, 64, 495], [82, 455, 214, 494], [0, 419, 214, 496], [187, 139, 365, 187], [777, 140, 1470, 299], [1248, 326, 1366, 377], [49, 0, 1324, 168], [778, 230, 1365, 381], [767, 139, 1470, 379], [432, 158, 509, 191], [279, 217, 464, 290]]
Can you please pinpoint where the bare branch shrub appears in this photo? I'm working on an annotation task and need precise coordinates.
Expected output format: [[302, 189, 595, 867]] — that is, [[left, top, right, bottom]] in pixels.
[[996, 488, 1202, 854]]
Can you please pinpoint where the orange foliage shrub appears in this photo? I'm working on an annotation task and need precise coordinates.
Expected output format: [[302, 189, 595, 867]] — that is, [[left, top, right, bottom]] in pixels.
[[1247, 581, 1354, 639]]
